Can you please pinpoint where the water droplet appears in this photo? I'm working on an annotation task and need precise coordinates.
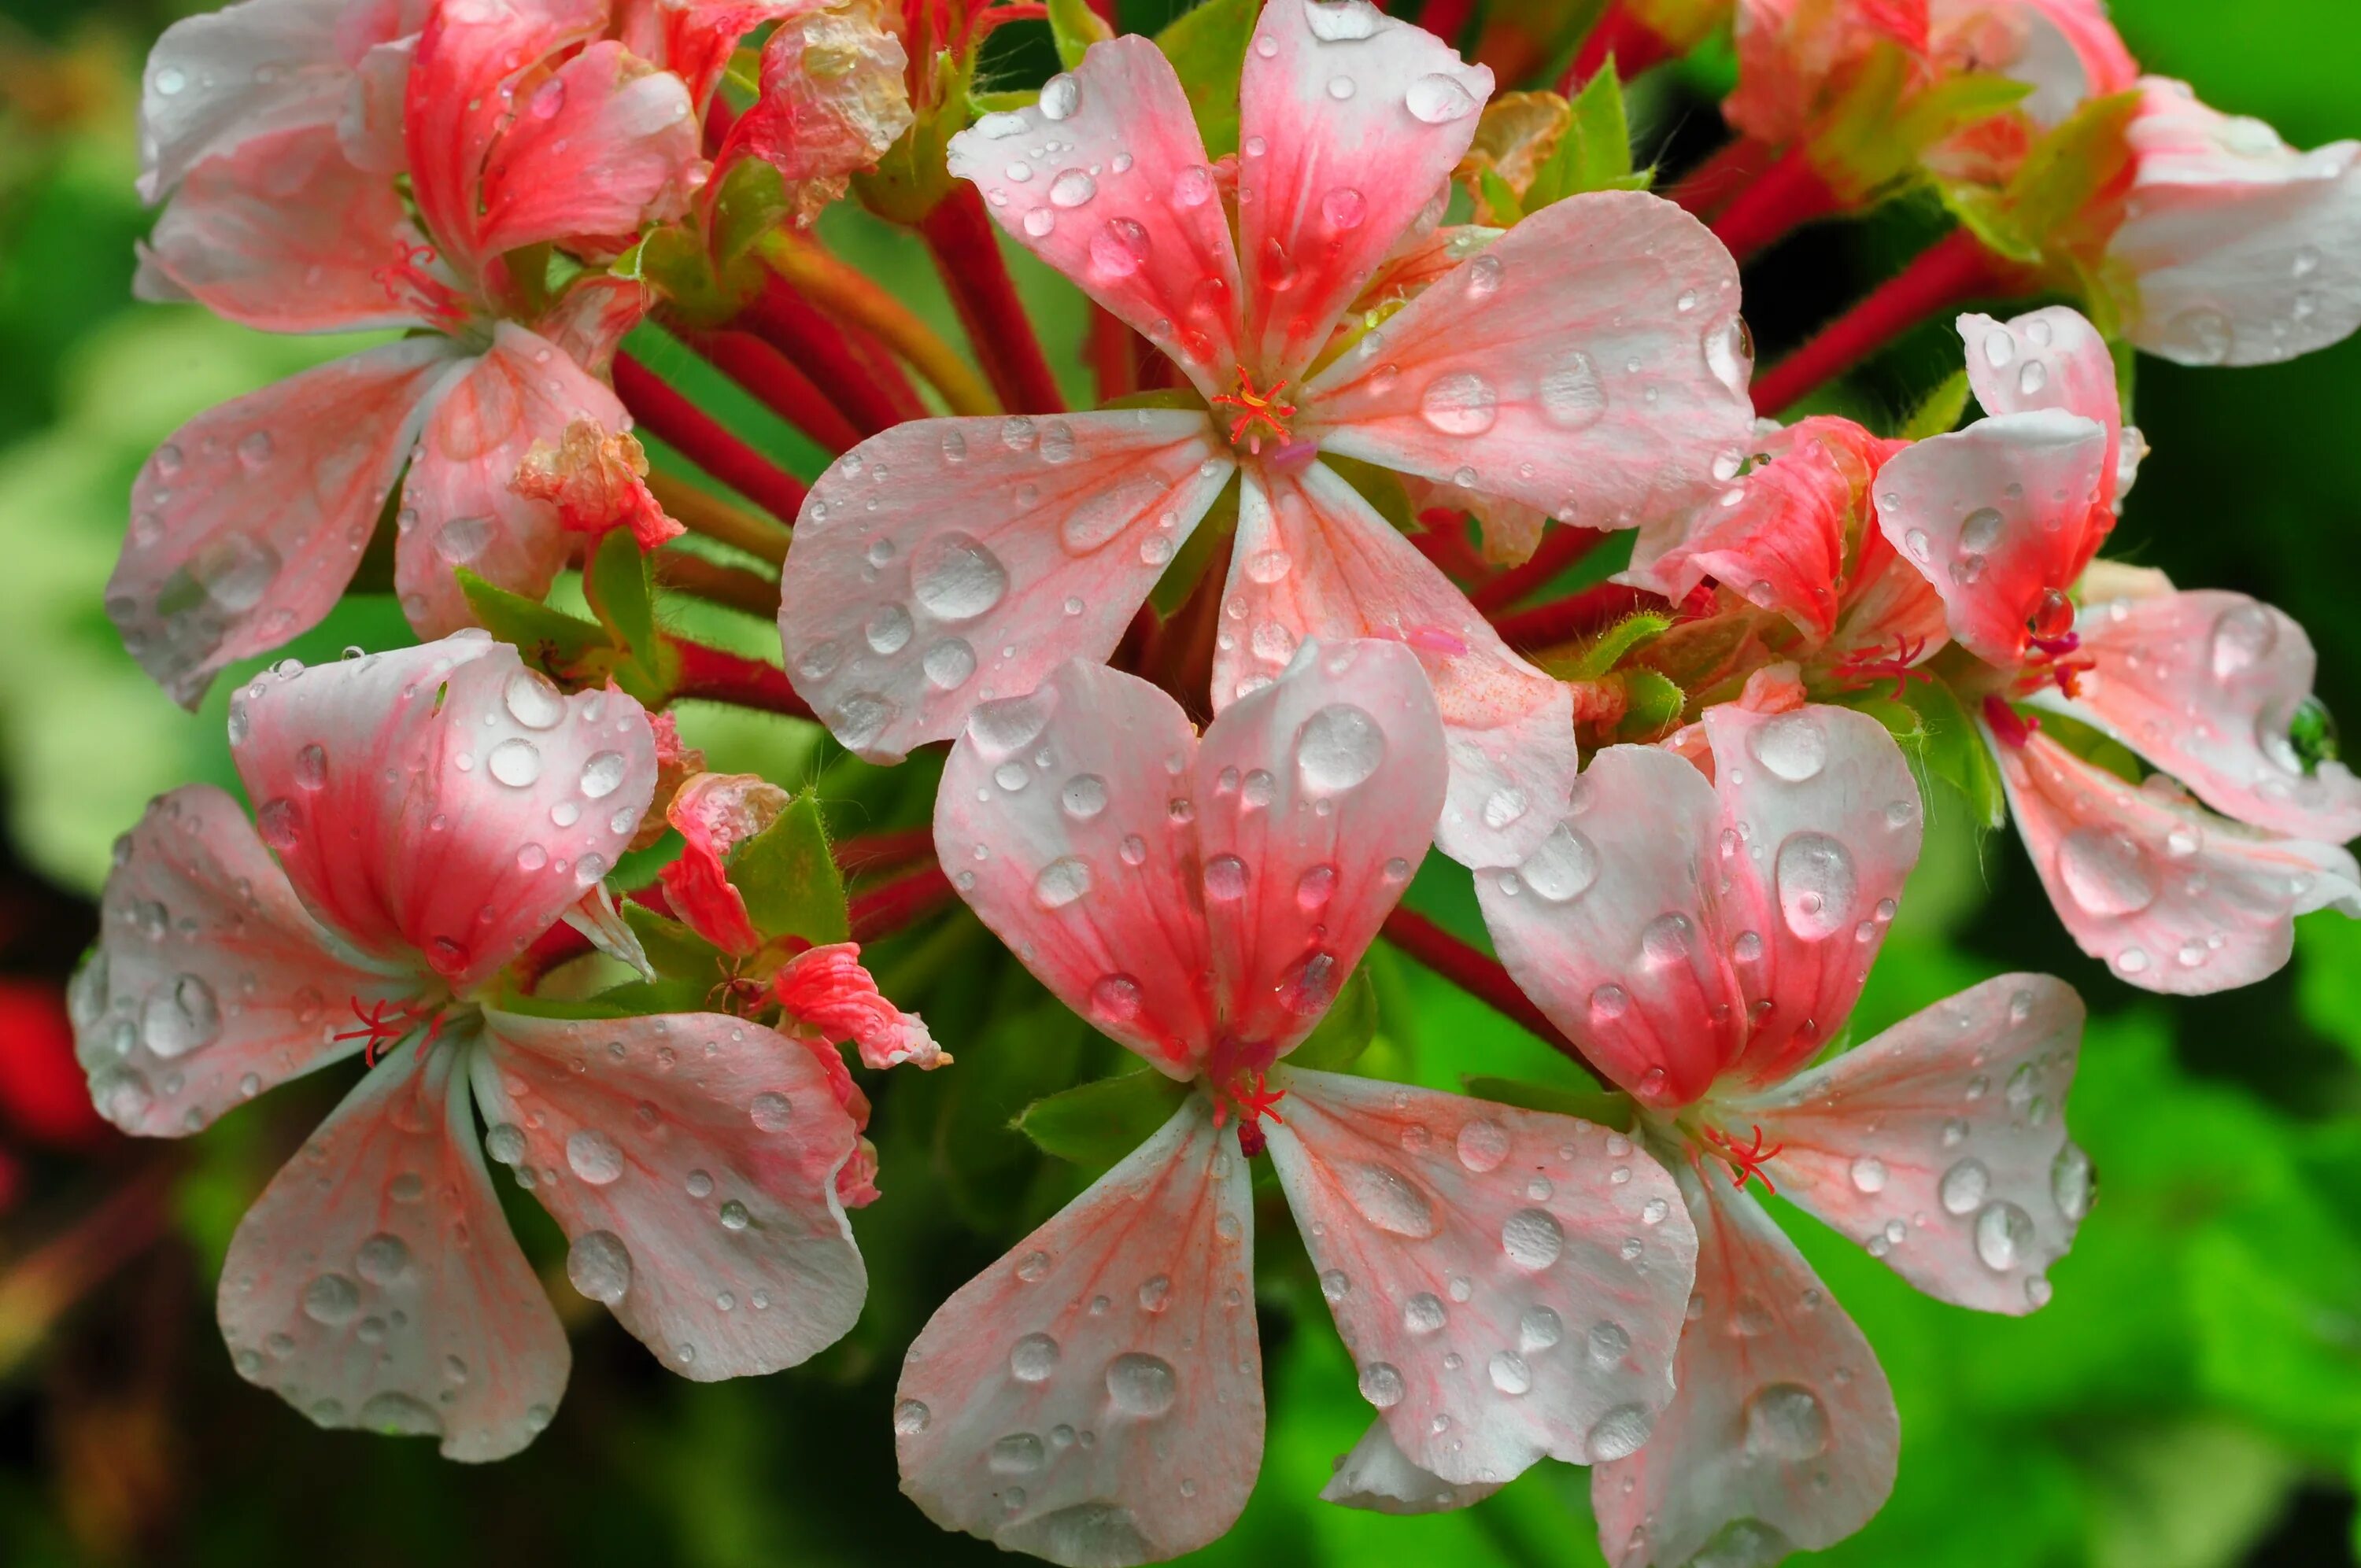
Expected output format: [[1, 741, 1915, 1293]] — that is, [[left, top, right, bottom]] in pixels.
[[2209, 602, 2278, 678], [923, 639, 977, 690], [355, 1233, 412, 1286], [894, 1399, 930, 1435], [1973, 1200, 2035, 1271], [1038, 73, 1079, 120], [718, 1200, 752, 1231], [2056, 828, 2158, 917], [1419, 371, 1498, 435], [1341, 1163, 1437, 1237], [1203, 854, 1249, 901], [1775, 832, 1856, 939], [1405, 73, 1477, 124], [1749, 711, 1827, 781], [1009, 1332, 1060, 1382], [2052, 1143, 2093, 1221], [487, 738, 542, 788], [566, 1128, 624, 1184], [1402, 1292, 1447, 1334], [1850, 1155, 1888, 1194], [141, 972, 221, 1058], [1106, 1352, 1177, 1415], [1358, 1361, 1406, 1408], [1322, 186, 1365, 229], [1501, 1207, 1565, 1270], [1489, 1351, 1533, 1395], [1049, 168, 1097, 208], [750, 1091, 795, 1132], [1457, 1120, 1510, 1172], [1138, 1274, 1172, 1311], [1520, 824, 1601, 902], [1742, 1383, 1829, 1459], [1587, 1404, 1654, 1461], [910, 533, 1007, 621], [1035, 857, 1093, 909], [580, 751, 628, 799], [1539, 352, 1607, 428]]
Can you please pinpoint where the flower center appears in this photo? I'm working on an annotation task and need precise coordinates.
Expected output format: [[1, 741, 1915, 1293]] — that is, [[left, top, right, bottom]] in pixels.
[[1206, 1035, 1286, 1156], [1699, 1122, 1785, 1194], [1210, 369, 1299, 456], [336, 994, 449, 1067]]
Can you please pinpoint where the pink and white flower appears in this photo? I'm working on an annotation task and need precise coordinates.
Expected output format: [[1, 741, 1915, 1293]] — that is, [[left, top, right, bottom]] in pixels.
[[1477, 699, 2090, 1565], [120, 0, 701, 705], [1875, 304, 2361, 990], [896, 640, 1698, 1564], [68, 633, 869, 1456], [776, 0, 1755, 869]]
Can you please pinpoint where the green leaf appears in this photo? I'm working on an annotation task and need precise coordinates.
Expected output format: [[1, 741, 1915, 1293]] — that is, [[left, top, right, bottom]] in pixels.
[[1568, 611, 1672, 680], [1015, 1071, 1192, 1169], [1155, 0, 1258, 157], [1616, 668, 1686, 740], [610, 827, 682, 895], [1899, 367, 1972, 441], [584, 525, 659, 681], [623, 903, 729, 985], [456, 570, 664, 700], [730, 789, 849, 946], [1477, 167, 1523, 226], [1463, 1075, 1630, 1125], [1288, 966, 1377, 1072], [1528, 64, 1642, 208], [1148, 473, 1238, 618], [1321, 451, 1417, 536], [1046, 0, 1112, 71], [1897, 676, 2006, 830], [2006, 88, 2141, 247]]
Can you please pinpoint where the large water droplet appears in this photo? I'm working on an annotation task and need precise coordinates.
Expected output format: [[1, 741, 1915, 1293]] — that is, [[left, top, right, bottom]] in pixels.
[[1539, 352, 1608, 429], [1501, 1207, 1565, 1270], [1775, 832, 1856, 939], [580, 751, 628, 799], [2055, 828, 2158, 917], [566, 1128, 624, 1185], [1489, 1350, 1533, 1395], [504, 669, 567, 729], [303, 1272, 361, 1325], [1295, 703, 1384, 791], [488, 738, 542, 788], [1358, 1361, 1406, 1408], [141, 972, 221, 1058], [1939, 1157, 1990, 1216], [1586, 1403, 1654, 1461], [1750, 711, 1827, 782], [910, 533, 1008, 622], [1742, 1383, 1829, 1459], [2208, 602, 2278, 678], [1457, 1119, 1509, 1172], [1106, 1352, 1178, 1415], [2052, 1143, 2093, 1222], [567, 1230, 633, 1303], [1419, 371, 1498, 435], [1973, 1200, 2036, 1271], [1009, 1332, 1060, 1382], [1341, 1163, 1438, 1237], [1305, 0, 1380, 40], [1404, 73, 1477, 124], [1035, 857, 1093, 909], [1519, 823, 1600, 902]]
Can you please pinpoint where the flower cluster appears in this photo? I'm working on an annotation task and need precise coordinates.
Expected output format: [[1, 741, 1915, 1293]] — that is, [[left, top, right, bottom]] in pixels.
[[65, 0, 2358, 1562]]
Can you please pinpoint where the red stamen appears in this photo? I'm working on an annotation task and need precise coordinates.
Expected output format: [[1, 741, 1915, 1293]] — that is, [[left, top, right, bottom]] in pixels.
[[1833, 633, 1934, 702], [334, 997, 442, 1067], [1210, 371, 1297, 455], [1982, 694, 2040, 748], [375, 245, 467, 331], [1701, 1123, 1784, 1194]]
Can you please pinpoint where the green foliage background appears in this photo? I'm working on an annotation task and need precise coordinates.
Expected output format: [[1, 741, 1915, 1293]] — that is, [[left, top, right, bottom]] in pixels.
[[2, 2, 2359, 1563]]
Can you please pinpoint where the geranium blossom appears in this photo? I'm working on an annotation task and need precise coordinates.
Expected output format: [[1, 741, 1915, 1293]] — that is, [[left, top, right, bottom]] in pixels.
[[895, 639, 1698, 1564], [1875, 304, 2361, 990], [776, 0, 1754, 868], [68, 633, 869, 1456], [1477, 698, 2090, 1565], [120, 0, 701, 705]]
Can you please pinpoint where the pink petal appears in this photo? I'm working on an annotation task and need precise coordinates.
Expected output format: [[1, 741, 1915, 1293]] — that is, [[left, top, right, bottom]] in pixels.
[[778, 410, 1232, 762], [774, 943, 944, 1072], [1218, 463, 1575, 870], [1234, 0, 1494, 381], [2112, 79, 2361, 367], [1701, 703, 1924, 1089], [617, 0, 807, 112], [934, 660, 1218, 1078], [534, 274, 650, 380], [394, 325, 619, 636], [229, 634, 658, 992], [138, 0, 401, 201], [660, 772, 791, 955], [471, 40, 700, 259], [2059, 588, 2361, 843], [1992, 726, 2361, 991], [1320, 1419, 1502, 1514], [948, 37, 1247, 401], [1727, 974, 2089, 1314], [1265, 1068, 1695, 1486], [1477, 745, 1745, 1108], [719, 4, 913, 227], [218, 1041, 571, 1461], [896, 1097, 1262, 1567], [1307, 190, 1754, 530], [1194, 638, 1448, 1056], [1871, 408, 2112, 669], [1590, 1162, 1897, 1568], [338, 35, 417, 174], [139, 123, 431, 334], [1956, 306, 2125, 500], [70, 785, 413, 1138], [110, 338, 459, 707], [475, 1009, 866, 1378]]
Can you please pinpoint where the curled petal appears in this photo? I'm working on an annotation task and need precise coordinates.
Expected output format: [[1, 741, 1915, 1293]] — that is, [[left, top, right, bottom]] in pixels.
[[1729, 974, 2089, 1314], [2113, 79, 2361, 368], [218, 1040, 571, 1462], [2057, 588, 2361, 843], [70, 786, 411, 1138], [1308, 190, 1754, 533], [229, 634, 657, 991], [394, 326, 621, 636], [1235, 0, 1494, 380], [1265, 1068, 1697, 1486], [1192, 637, 1448, 1057], [618, 0, 813, 113], [1478, 746, 1743, 1107], [476, 1009, 866, 1379], [778, 410, 1232, 763], [1219, 463, 1575, 870], [1871, 407, 2112, 669], [511, 420, 683, 552], [773, 943, 944, 1072], [896, 1096, 1262, 1568], [1955, 307, 2125, 498], [1701, 703, 1923, 1088], [1992, 726, 2361, 992], [721, 2, 913, 227], [1320, 1419, 1503, 1515], [659, 772, 791, 955], [1590, 1160, 1897, 1568], [111, 338, 460, 707]]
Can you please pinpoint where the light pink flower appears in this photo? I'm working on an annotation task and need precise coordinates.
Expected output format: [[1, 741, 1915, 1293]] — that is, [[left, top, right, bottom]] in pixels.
[[68, 633, 867, 1457], [896, 640, 1697, 1564], [121, 0, 701, 705], [1876, 304, 2360, 990], [2101, 78, 2361, 367], [776, 0, 1754, 869], [1477, 700, 2089, 1565]]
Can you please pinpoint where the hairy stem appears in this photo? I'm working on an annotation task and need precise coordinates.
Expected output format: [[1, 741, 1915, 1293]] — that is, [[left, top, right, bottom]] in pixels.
[[759, 231, 1000, 419], [645, 471, 792, 567], [1750, 228, 2018, 415], [739, 279, 912, 436], [655, 548, 781, 618], [615, 354, 808, 524], [1709, 146, 1842, 264], [671, 323, 865, 455], [665, 636, 812, 719], [1380, 909, 1602, 1077], [919, 183, 1068, 415], [1495, 581, 1658, 651]]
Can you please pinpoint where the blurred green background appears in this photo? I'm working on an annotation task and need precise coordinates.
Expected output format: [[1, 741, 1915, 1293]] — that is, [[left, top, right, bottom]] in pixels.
[[3, 1, 2361, 1563]]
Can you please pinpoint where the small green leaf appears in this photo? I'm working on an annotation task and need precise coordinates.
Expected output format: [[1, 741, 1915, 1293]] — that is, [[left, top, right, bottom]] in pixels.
[[1463, 1076, 1629, 1124], [2036, 707, 2143, 785], [1616, 669, 1686, 740], [1288, 967, 1377, 1072], [731, 789, 850, 946], [1897, 677, 2007, 830], [1321, 451, 1417, 536], [1148, 474, 1238, 618], [1528, 64, 1642, 208], [1155, 0, 1258, 156], [584, 526, 659, 681], [457, 570, 663, 699], [2006, 88, 2141, 245], [1568, 612, 1672, 680], [1899, 368, 1972, 441], [610, 828, 682, 895], [1015, 1072, 1192, 1168], [1046, 0, 1112, 71], [623, 902, 727, 983], [1477, 167, 1524, 225]]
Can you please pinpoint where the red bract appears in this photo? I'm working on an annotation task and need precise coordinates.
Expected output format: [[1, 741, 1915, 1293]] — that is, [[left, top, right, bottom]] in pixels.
[[0, 980, 109, 1148], [777, 0, 1757, 869]]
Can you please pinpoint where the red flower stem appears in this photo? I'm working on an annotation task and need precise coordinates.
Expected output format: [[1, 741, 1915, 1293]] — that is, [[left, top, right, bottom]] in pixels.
[[673, 324, 866, 455], [1381, 909, 1602, 1076], [664, 636, 814, 719], [653, 548, 781, 618], [1472, 523, 1609, 614], [759, 230, 999, 417], [0, 1158, 178, 1378], [840, 319, 931, 421], [1082, 0, 1115, 25], [740, 278, 911, 437], [1494, 582, 1658, 651], [614, 353, 807, 523], [645, 472, 791, 566], [834, 825, 937, 876], [1668, 135, 1779, 218], [918, 183, 1068, 415], [1750, 228, 2019, 416], [1412, 510, 1489, 584], [1421, 0, 1478, 46], [1558, 6, 1673, 92], [1709, 146, 1842, 264], [849, 862, 956, 943], [1088, 306, 1140, 401]]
